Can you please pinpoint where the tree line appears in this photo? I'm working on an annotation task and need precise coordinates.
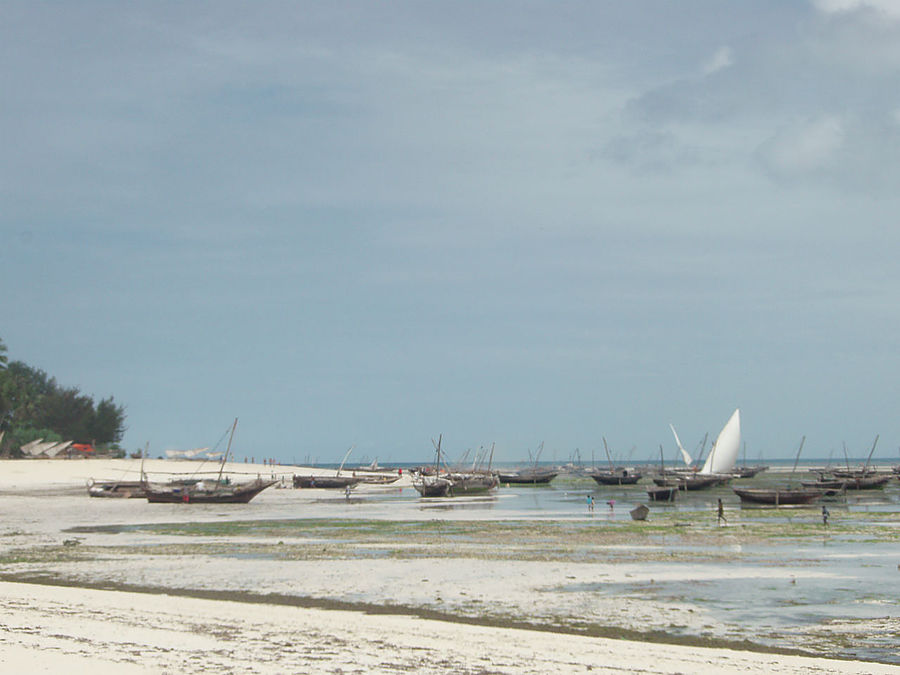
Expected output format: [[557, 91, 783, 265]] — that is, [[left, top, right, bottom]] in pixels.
[[0, 338, 126, 456]]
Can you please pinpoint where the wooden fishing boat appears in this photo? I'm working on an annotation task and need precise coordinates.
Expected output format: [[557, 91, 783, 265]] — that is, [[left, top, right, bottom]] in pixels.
[[87, 479, 146, 498], [590, 470, 642, 485], [732, 487, 822, 506], [646, 486, 677, 502], [497, 468, 558, 485], [412, 475, 452, 497], [355, 473, 401, 485], [734, 436, 821, 506], [652, 473, 721, 490], [447, 471, 499, 495], [294, 445, 365, 489], [142, 418, 276, 504], [592, 437, 642, 484], [803, 474, 892, 490], [735, 465, 768, 478], [292, 475, 361, 489], [144, 477, 276, 503]]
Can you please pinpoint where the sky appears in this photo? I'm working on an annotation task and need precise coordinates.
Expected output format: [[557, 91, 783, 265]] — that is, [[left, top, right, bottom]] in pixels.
[[3, 1, 900, 465]]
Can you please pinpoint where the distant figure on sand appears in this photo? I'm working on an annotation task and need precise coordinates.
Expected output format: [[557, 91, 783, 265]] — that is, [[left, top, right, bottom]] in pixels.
[[587, 495, 594, 512], [717, 498, 727, 525], [822, 505, 829, 527]]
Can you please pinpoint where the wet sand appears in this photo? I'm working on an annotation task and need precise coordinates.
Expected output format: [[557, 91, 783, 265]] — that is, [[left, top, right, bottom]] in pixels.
[[0, 458, 898, 673]]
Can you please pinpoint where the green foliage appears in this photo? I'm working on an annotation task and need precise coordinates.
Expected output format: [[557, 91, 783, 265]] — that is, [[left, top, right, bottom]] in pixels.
[[0, 338, 127, 453]]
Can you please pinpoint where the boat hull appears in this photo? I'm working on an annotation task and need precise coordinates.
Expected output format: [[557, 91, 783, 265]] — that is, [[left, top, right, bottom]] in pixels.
[[590, 472, 641, 485], [647, 486, 677, 502], [498, 471, 558, 485], [732, 487, 821, 505], [292, 475, 361, 489], [144, 480, 276, 504]]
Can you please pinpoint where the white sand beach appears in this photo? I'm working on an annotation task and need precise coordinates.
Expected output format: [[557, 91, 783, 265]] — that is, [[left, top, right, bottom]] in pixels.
[[0, 458, 897, 674]]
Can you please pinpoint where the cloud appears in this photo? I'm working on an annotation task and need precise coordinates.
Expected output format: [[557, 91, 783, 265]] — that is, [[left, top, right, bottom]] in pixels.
[[812, 0, 900, 19], [703, 46, 734, 75], [758, 115, 845, 177]]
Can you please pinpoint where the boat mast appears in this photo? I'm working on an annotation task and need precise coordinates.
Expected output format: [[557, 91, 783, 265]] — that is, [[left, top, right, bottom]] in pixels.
[[217, 417, 238, 485], [788, 436, 805, 488], [602, 437, 614, 472], [863, 435, 879, 474], [336, 445, 354, 476]]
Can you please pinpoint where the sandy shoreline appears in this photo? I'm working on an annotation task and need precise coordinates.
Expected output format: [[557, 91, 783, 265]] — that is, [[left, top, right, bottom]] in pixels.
[[0, 459, 898, 673]]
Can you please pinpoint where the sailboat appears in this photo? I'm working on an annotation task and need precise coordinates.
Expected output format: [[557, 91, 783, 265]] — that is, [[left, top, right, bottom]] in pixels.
[[142, 419, 277, 504], [699, 409, 741, 476], [497, 442, 558, 485], [412, 435, 453, 497], [293, 446, 362, 489], [590, 438, 642, 485]]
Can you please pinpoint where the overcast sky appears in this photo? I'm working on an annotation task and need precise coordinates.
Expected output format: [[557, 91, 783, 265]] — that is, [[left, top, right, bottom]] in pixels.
[[4, 1, 900, 464]]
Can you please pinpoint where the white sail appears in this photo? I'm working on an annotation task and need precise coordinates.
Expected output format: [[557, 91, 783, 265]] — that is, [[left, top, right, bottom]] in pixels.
[[700, 409, 741, 474], [45, 441, 73, 458], [669, 424, 692, 466], [20, 438, 44, 454]]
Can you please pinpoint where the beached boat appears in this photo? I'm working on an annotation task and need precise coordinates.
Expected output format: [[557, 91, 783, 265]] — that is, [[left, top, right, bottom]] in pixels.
[[498, 468, 558, 484], [144, 477, 276, 503], [87, 479, 146, 498], [447, 471, 499, 495], [293, 446, 364, 489], [292, 475, 361, 489], [646, 485, 677, 502], [590, 470, 642, 485], [591, 438, 642, 485], [732, 487, 822, 505], [733, 436, 820, 506], [803, 474, 893, 490], [499, 443, 558, 485], [412, 475, 452, 497], [142, 419, 276, 504], [735, 465, 768, 478], [651, 473, 723, 490]]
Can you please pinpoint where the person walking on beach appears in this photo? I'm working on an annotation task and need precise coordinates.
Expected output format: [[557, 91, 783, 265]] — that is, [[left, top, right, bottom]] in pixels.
[[717, 498, 727, 526], [587, 494, 594, 512], [822, 505, 829, 527]]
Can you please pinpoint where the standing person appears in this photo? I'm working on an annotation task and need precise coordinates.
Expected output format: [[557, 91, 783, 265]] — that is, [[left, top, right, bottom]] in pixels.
[[717, 498, 727, 525], [822, 505, 829, 527]]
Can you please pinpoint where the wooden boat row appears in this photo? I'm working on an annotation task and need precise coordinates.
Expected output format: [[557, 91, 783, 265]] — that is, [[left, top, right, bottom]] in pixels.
[[412, 435, 500, 497], [802, 473, 893, 491]]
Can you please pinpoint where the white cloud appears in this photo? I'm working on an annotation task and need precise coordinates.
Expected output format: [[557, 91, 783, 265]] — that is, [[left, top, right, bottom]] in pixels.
[[812, 0, 900, 19], [703, 46, 734, 75], [760, 115, 845, 176]]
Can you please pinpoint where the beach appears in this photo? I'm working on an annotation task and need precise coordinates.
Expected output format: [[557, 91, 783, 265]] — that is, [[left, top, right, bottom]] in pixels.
[[0, 458, 898, 673]]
